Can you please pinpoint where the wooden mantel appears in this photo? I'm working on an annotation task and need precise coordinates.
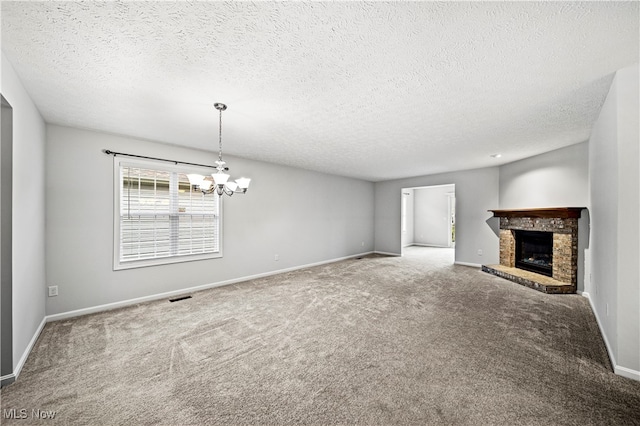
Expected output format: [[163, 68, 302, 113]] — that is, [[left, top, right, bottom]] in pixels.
[[489, 207, 585, 219]]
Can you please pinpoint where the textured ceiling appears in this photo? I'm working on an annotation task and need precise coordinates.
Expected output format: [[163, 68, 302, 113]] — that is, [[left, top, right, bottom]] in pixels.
[[1, 1, 638, 181]]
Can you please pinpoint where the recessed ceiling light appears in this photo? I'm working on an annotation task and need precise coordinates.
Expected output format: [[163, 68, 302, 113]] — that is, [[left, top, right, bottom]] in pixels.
[[490, 153, 502, 158]]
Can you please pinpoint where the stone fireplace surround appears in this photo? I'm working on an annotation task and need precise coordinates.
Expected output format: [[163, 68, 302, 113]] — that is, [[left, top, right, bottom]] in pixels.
[[482, 208, 584, 294]]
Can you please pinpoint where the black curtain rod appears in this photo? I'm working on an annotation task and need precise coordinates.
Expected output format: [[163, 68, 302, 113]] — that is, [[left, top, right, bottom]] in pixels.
[[103, 149, 219, 169]]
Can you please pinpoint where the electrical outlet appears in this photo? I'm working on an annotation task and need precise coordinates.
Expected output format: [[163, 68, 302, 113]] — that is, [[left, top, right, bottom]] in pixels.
[[361, 241, 365, 247], [48, 286, 58, 297], [477, 249, 483, 256], [274, 254, 279, 261]]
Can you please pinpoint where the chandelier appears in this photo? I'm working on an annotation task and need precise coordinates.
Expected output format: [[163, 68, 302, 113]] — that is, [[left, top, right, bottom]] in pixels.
[[187, 103, 251, 196]]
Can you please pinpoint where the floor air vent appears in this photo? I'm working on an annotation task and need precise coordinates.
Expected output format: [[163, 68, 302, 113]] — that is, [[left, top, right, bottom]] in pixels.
[[169, 295, 192, 303]]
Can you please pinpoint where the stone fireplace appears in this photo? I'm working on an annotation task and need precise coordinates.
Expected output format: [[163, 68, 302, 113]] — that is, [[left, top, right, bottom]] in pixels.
[[482, 208, 584, 294]]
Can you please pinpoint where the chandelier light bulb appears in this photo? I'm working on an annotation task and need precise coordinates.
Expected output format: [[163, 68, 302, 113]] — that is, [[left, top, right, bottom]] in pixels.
[[187, 174, 205, 186], [212, 172, 230, 186], [236, 177, 251, 189]]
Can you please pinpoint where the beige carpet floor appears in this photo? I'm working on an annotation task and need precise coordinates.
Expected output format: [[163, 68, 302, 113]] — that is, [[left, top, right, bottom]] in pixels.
[[1, 247, 639, 425]]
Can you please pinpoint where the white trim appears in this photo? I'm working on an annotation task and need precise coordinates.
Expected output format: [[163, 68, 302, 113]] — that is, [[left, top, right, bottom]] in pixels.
[[447, 192, 455, 248], [581, 292, 617, 370], [47, 251, 375, 322], [455, 261, 482, 268], [374, 250, 401, 257], [615, 365, 640, 381], [0, 373, 15, 387], [580, 292, 640, 381], [1, 316, 46, 387], [410, 243, 451, 248]]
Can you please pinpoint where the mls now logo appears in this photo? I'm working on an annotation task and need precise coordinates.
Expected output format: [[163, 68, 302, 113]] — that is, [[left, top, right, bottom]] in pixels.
[[3, 409, 27, 419], [3, 408, 57, 419]]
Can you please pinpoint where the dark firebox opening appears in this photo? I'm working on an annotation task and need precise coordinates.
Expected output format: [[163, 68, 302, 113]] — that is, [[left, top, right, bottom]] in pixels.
[[515, 230, 553, 277]]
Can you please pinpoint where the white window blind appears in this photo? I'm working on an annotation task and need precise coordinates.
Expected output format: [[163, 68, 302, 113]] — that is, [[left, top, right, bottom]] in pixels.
[[114, 159, 221, 269]]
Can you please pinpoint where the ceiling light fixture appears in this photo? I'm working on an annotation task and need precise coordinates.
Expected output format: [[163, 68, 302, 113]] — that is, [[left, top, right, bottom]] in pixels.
[[490, 153, 502, 158], [187, 103, 251, 197]]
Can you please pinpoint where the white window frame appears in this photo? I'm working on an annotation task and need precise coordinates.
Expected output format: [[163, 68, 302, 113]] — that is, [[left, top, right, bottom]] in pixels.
[[113, 157, 222, 270]]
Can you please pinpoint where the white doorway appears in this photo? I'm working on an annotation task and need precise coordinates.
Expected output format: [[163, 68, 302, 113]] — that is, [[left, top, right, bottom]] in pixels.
[[448, 191, 456, 248], [401, 184, 455, 258]]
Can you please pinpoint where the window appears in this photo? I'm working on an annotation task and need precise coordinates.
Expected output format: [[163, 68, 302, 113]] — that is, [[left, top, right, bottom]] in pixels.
[[113, 158, 221, 270]]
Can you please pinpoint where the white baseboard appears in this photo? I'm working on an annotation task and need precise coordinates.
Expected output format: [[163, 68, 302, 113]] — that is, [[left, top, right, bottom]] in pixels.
[[455, 261, 482, 268], [580, 292, 640, 382], [374, 251, 401, 257], [1, 316, 47, 387], [615, 365, 640, 381], [47, 251, 375, 322], [0, 373, 15, 387], [0, 373, 16, 387], [581, 292, 617, 368]]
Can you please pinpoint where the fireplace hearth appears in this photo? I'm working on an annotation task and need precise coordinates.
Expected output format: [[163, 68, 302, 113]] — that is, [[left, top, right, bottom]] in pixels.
[[482, 208, 585, 294]]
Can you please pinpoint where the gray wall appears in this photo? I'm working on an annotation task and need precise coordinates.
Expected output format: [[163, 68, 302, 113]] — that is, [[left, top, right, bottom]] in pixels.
[[499, 143, 589, 209], [0, 52, 47, 378], [614, 64, 639, 376], [589, 63, 639, 379], [589, 77, 618, 356], [374, 167, 499, 266], [45, 125, 375, 315], [1, 96, 13, 380], [498, 142, 590, 293], [414, 185, 454, 247]]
